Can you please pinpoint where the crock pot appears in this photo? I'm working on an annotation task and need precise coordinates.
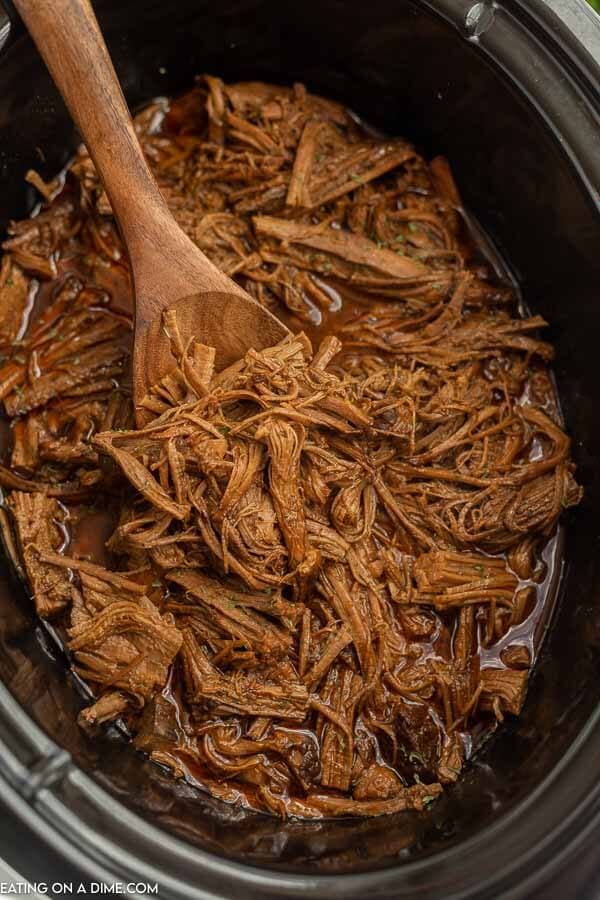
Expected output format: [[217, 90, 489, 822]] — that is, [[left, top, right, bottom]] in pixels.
[[0, 1, 599, 897]]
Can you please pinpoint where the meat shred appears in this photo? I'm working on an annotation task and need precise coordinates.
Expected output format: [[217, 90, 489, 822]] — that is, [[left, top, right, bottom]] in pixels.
[[0, 77, 582, 819]]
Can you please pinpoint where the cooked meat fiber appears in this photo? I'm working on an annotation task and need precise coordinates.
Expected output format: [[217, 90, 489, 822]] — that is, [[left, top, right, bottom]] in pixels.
[[0, 77, 582, 819]]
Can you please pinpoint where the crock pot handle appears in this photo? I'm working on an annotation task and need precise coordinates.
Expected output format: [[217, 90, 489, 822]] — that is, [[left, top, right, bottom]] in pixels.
[[10, 0, 172, 246]]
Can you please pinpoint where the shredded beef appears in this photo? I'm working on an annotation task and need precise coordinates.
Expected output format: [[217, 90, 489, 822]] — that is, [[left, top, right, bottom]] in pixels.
[[0, 76, 582, 819]]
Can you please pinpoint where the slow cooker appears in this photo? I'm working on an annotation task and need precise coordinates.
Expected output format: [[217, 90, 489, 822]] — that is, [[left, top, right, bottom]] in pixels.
[[0, 0, 599, 897]]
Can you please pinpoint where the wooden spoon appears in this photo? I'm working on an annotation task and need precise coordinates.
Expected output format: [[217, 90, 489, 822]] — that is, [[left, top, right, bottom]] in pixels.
[[13, 0, 290, 420]]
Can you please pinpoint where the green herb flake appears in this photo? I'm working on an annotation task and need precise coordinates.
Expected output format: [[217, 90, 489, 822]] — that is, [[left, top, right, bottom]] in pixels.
[[408, 222, 418, 232], [423, 795, 437, 809], [350, 174, 364, 184], [394, 234, 405, 243], [152, 579, 162, 588], [4, 277, 14, 287]]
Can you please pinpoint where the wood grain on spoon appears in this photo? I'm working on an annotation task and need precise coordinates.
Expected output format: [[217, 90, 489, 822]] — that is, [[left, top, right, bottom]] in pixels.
[[13, 0, 289, 421]]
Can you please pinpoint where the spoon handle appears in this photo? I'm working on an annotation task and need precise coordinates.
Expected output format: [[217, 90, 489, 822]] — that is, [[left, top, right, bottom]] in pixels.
[[13, 0, 169, 244]]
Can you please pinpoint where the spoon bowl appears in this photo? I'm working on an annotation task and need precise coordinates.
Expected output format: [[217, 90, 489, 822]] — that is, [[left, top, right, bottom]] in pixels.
[[135, 290, 291, 399]]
